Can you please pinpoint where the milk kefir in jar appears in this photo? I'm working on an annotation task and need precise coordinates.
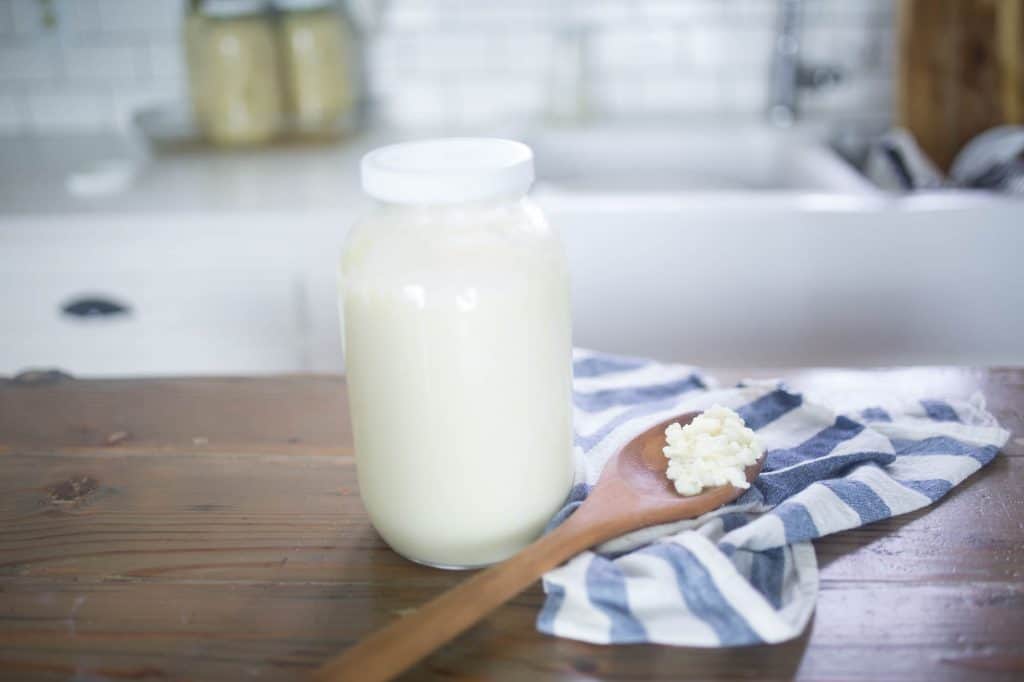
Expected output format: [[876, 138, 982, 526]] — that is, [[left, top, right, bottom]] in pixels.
[[340, 138, 574, 568]]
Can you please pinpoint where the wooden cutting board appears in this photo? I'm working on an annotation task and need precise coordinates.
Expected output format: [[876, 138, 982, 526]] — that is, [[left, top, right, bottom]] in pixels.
[[898, 0, 1024, 170]]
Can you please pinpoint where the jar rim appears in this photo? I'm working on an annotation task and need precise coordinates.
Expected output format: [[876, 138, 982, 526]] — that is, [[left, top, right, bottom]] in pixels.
[[361, 138, 534, 205]]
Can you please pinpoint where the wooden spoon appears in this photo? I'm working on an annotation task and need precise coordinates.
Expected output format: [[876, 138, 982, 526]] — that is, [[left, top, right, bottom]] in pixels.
[[313, 411, 764, 682]]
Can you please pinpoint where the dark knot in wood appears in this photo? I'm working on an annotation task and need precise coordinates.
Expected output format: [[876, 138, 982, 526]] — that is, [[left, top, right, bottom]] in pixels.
[[48, 475, 100, 504]]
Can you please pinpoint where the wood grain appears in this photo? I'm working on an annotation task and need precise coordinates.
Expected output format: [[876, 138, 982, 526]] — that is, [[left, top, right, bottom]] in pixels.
[[0, 374, 352, 456], [1, 368, 1022, 681], [999, 0, 1024, 123], [898, 0, 1024, 171], [1, 452, 1019, 585]]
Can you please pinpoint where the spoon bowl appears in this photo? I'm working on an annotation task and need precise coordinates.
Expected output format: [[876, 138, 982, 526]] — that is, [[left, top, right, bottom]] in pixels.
[[604, 411, 764, 530], [314, 409, 765, 682]]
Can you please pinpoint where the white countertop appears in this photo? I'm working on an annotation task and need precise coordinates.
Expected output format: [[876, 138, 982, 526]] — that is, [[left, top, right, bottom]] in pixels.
[[3, 127, 1016, 226], [3, 127, 1018, 220], [0, 131, 394, 216]]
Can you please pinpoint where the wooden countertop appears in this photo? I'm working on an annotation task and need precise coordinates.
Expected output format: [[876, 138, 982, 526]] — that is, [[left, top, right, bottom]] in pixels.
[[1, 367, 1022, 681]]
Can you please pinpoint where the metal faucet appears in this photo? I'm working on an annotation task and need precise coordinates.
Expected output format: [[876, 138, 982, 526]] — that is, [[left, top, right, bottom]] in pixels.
[[767, 0, 843, 126]]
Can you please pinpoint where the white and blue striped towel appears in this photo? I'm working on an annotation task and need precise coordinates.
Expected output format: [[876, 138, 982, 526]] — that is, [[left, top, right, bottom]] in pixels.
[[538, 349, 1010, 646]]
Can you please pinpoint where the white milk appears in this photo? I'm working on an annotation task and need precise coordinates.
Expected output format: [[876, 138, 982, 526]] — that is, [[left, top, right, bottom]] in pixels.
[[341, 139, 574, 568]]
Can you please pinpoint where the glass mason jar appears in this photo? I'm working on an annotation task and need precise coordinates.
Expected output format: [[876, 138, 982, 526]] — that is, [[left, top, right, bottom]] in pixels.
[[340, 138, 575, 569], [182, 4, 207, 125], [273, 0, 358, 137], [194, 0, 283, 146]]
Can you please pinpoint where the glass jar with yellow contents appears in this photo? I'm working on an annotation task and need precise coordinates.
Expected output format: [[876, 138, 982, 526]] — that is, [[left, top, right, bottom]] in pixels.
[[273, 0, 359, 137], [194, 0, 283, 146]]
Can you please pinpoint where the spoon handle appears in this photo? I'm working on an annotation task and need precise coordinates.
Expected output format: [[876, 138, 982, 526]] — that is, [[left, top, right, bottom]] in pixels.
[[312, 508, 614, 682]]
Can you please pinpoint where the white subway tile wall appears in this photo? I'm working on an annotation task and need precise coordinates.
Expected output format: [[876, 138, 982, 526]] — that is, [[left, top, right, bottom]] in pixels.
[[0, 92, 24, 128], [0, 0, 895, 134]]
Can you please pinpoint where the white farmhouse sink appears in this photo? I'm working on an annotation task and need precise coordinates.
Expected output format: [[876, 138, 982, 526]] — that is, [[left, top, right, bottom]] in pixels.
[[527, 125, 878, 196], [544, 192, 1023, 367], [1, 129, 1021, 377]]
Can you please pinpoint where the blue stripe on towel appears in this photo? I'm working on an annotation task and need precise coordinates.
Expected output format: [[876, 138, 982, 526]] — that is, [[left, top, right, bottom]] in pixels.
[[573, 354, 649, 378], [718, 512, 750, 533], [891, 436, 999, 464], [921, 399, 960, 422], [644, 543, 762, 645], [765, 416, 864, 470], [735, 485, 764, 506], [860, 407, 892, 422], [585, 557, 648, 642], [545, 483, 591, 532], [748, 547, 786, 609], [536, 580, 567, 633], [757, 451, 897, 505], [773, 502, 818, 543], [821, 478, 892, 524], [897, 478, 953, 501], [736, 389, 803, 431], [573, 374, 705, 413], [575, 396, 680, 452]]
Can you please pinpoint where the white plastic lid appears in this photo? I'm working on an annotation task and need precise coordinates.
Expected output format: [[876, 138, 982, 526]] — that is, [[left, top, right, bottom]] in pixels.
[[361, 138, 534, 205]]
